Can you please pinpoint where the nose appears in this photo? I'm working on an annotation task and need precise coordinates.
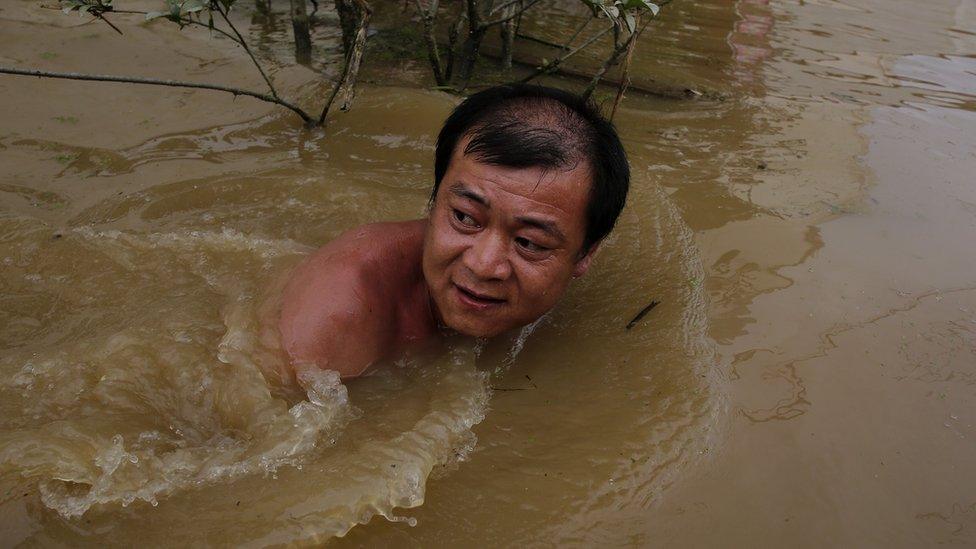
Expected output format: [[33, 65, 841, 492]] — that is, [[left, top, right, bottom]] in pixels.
[[462, 231, 512, 281]]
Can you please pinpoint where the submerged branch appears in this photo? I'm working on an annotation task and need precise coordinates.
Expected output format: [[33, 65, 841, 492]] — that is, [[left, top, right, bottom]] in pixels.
[[93, 12, 124, 35], [625, 300, 659, 330], [0, 66, 314, 124]]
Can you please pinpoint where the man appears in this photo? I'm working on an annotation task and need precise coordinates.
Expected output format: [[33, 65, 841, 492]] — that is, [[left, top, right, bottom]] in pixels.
[[279, 84, 629, 380]]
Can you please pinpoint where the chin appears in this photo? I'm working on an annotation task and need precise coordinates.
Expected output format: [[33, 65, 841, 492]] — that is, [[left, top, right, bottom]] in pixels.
[[446, 319, 503, 338]]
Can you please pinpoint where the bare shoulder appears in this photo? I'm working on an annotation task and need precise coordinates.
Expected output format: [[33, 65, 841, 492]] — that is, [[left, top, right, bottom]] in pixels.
[[278, 220, 426, 379]]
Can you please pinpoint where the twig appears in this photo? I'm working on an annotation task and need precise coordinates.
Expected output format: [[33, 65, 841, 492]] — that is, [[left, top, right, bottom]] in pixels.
[[444, 9, 465, 82], [177, 17, 242, 43], [585, 0, 669, 100], [610, 18, 644, 120], [99, 6, 280, 101], [214, 2, 280, 99], [93, 12, 124, 34], [514, 32, 564, 50], [487, 0, 535, 18], [415, 0, 445, 85], [520, 24, 613, 83], [513, 17, 589, 51], [625, 300, 659, 330], [581, 43, 620, 99], [480, 0, 541, 27], [318, 0, 371, 124], [0, 66, 313, 124], [99, 9, 255, 56]]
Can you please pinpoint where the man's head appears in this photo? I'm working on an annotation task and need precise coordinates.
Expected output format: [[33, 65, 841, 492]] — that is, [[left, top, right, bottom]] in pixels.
[[422, 84, 630, 337]]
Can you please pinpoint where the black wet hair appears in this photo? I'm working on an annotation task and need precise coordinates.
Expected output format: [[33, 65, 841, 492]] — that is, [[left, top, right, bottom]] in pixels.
[[431, 83, 630, 253]]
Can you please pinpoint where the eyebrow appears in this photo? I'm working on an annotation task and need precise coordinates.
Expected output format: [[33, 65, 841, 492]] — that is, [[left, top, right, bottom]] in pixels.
[[515, 215, 566, 242], [449, 182, 567, 242], [449, 183, 489, 207]]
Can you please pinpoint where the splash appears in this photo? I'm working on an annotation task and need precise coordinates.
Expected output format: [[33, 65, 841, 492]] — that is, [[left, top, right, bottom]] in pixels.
[[0, 216, 490, 538]]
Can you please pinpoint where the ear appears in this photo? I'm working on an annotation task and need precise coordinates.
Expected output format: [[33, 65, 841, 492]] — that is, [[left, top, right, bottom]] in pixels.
[[572, 241, 601, 278]]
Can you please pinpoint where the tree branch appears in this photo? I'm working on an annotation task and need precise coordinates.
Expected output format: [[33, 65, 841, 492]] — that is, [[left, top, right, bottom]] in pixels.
[[486, 0, 524, 18], [514, 32, 564, 50], [214, 1, 280, 99], [93, 12, 124, 35], [610, 17, 644, 120], [582, 13, 652, 101], [514, 17, 589, 51], [520, 24, 613, 83], [0, 66, 313, 124], [564, 17, 591, 49], [479, 0, 541, 28], [415, 0, 445, 85], [444, 8, 465, 82], [318, 0, 371, 124], [178, 17, 242, 43]]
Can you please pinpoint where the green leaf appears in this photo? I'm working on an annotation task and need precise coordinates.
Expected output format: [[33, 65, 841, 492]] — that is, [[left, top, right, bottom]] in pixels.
[[59, 0, 85, 13], [624, 12, 635, 32], [182, 0, 206, 13], [643, 0, 659, 15]]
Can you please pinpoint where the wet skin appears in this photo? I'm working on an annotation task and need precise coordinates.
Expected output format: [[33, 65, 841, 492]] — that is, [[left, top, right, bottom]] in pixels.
[[279, 137, 598, 380]]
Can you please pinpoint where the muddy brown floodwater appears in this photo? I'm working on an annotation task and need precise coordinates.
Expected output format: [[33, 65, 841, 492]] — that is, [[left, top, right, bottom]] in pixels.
[[1, 0, 974, 546]]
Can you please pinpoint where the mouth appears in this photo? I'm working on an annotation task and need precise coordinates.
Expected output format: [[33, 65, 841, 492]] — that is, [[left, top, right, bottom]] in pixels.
[[453, 283, 506, 310]]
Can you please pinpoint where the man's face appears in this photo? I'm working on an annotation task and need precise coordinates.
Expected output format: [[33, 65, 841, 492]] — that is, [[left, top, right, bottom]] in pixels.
[[422, 137, 597, 337]]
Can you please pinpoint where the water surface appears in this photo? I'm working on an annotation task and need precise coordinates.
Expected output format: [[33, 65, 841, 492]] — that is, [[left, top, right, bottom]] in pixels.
[[1, 0, 974, 545]]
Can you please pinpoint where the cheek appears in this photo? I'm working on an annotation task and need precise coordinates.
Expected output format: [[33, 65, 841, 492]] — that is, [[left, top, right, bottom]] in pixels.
[[515, 263, 572, 308], [424, 217, 465, 275]]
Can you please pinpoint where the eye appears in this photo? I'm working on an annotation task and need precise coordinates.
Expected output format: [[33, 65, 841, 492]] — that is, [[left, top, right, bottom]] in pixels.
[[452, 209, 479, 228], [515, 237, 549, 254]]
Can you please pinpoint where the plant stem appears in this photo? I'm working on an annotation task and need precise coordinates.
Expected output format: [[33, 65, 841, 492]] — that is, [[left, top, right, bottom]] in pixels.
[[514, 32, 565, 50], [318, 0, 371, 124], [444, 9, 465, 82], [610, 19, 642, 120], [93, 12, 124, 35], [479, 0, 541, 28], [520, 24, 613, 83], [0, 66, 313, 124], [415, 0, 446, 85], [103, 9, 272, 84], [499, 1, 516, 68], [214, 2, 282, 98]]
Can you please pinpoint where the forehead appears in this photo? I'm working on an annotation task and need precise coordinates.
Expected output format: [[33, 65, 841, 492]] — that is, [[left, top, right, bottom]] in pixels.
[[442, 137, 592, 222]]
